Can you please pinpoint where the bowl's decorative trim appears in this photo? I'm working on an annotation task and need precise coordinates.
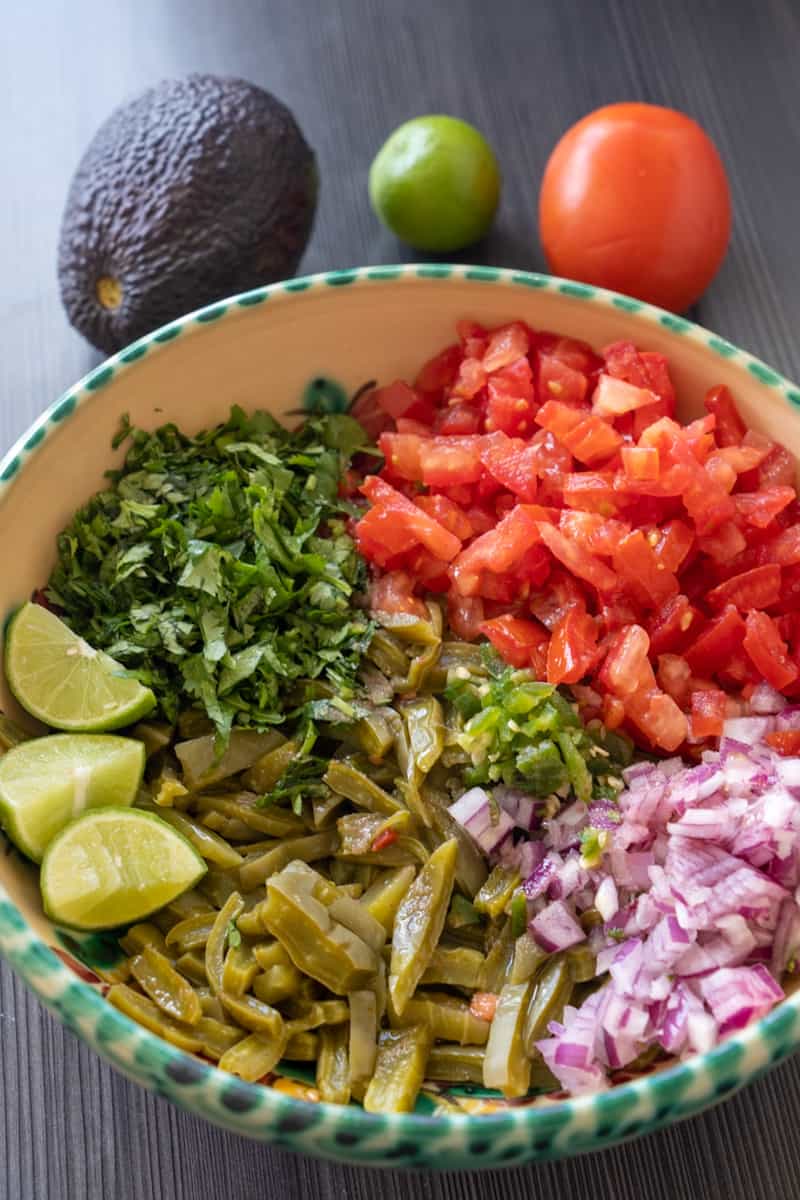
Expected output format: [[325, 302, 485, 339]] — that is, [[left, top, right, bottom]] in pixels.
[[2, 264, 800, 1167]]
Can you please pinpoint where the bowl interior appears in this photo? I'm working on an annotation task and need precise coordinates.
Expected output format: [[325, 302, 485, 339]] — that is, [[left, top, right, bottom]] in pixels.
[[2, 266, 800, 1163]]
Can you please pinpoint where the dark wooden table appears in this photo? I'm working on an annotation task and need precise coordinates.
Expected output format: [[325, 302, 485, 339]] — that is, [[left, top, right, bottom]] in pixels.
[[3, 0, 800, 1196]]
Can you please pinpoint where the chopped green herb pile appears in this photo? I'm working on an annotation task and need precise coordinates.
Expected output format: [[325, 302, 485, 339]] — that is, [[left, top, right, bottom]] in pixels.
[[47, 408, 374, 743], [446, 662, 632, 802]]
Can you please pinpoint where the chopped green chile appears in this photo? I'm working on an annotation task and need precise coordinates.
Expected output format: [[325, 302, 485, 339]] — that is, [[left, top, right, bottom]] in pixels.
[[483, 981, 532, 1098], [219, 991, 285, 1038], [325, 760, 405, 816], [241, 740, 297, 793], [510, 890, 528, 938], [420, 945, 485, 990], [478, 920, 516, 992], [195, 1016, 245, 1060], [130, 945, 202, 1025], [252, 964, 303, 1006], [164, 912, 216, 953], [285, 999, 350, 1031], [205, 892, 245, 994], [261, 861, 380, 993], [176, 729, 285, 790], [349, 989, 378, 1083], [390, 989, 490, 1046], [131, 720, 174, 757], [218, 1029, 289, 1082], [174, 951, 208, 985], [363, 1025, 433, 1114], [354, 710, 395, 760], [523, 955, 573, 1055], [141, 803, 243, 869], [389, 838, 458, 1015], [510, 933, 549, 985], [426, 1043, 485, 1085], [403, 698, 445, 776], [567, 944, 596, 984], [285, 1030, 320, 1061], [475, 865, 521, 920], [360, 866, 416, 933], [317, 1024, 351, 1105], [193, 792, 306, 838], [119, 922, 168, 957], [222, 942, 259, 995], [107, 984, 202, 1054], [239, 831, 339, 891]]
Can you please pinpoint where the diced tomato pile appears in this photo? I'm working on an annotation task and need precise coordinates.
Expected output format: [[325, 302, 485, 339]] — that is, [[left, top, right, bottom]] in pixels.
[[351, 320, 800, 754]]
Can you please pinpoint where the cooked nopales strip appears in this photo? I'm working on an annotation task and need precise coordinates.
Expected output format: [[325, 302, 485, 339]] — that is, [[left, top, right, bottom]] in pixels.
[[105, 602, 633, 1113]]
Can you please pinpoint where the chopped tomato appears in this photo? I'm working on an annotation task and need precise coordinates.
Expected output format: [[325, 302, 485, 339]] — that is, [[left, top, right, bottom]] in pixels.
[[562, 471, 619, 515], [359, 477, 462, 562], [370, 828, 399, 852], [373, 380, 436, 424], [530, 569, 588, 631], [379, 432, 425, 481], [657, 654, 692, 704], [486, 358, 537, 437], [450, 504, 545, 596], [735, 487, 796, 529], [451, 357, 486, 400], [599, 625, 655, 699], [357, 320, 800, 730], [469, 992, 499, 1022], [537, 521, 618, 593], [537, 353, 589, 409], [707, 564, 782, 612], [448, 594, 485, 641], [758, 442, 796, 490], [369, 571, 428, 619], [481, 614, 550, 675], [415, 494, 474, 540], [483, 322, 529, 373], [547, 608, 599, 684], [650, 520, 695, 573], [593, 374, 657, 417], [621, 445, 660, 482], [685, 605, 746, 675], [704, 385, 746, 446], [418, 437, 484, 487], [480, 432, 539, 501], [765, 730, 800, 756], [415, 343, 462, 394], [743, 611, 798, 690], [689, 688, 727, 739], [612, 529, 679, 608], [648, 594, 702, 657], [558, 510, 630, 558]]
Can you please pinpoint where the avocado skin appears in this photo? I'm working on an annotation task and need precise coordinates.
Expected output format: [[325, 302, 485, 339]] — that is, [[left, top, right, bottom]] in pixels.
[[58, 74, 318, 354]]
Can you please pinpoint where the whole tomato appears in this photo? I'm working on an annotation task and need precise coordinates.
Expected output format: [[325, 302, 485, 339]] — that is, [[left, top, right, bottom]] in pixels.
[[539, 103, 731, 312]]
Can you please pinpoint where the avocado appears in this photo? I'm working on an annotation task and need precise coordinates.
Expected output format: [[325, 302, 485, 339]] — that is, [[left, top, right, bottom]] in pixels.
[[58, 74, 318, 354]]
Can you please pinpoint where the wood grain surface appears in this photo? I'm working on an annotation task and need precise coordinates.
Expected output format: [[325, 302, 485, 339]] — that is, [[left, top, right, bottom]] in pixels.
[[3, 1, 800, 1196]]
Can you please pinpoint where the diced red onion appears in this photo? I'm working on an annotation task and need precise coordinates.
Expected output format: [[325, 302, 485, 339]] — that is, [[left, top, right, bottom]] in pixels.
[[723, 716, 775, 745], [523, 856, 557, 900], [595, 876, 619, 922], [749, 682, 788, 715], [777, 759, 800, 791], [494, 786, 539, 831], [699, 964, 784, 1035], [448, 787, 514, 854], [530, 899, 585, 952]]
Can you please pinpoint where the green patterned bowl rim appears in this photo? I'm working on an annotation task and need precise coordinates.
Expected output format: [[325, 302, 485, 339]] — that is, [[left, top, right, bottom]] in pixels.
[[1, 263, 800, 1169]]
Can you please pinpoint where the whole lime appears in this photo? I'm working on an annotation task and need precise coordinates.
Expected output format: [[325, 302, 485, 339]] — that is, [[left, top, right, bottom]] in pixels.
[[369, 115, 501, 252]]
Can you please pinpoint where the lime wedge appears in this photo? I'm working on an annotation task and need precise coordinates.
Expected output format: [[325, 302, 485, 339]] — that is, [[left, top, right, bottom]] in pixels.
[[40, 807, 206, 930], [4, 602, 156, 731], [0, 733, 144, 861]]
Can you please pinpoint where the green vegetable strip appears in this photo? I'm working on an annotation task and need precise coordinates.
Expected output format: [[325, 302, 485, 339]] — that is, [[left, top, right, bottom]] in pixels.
[[205, 893, 245, 995], [389, 839, 458, 1016], [363, 1025, 433, 1114], [317, 1025, 351, 1104]]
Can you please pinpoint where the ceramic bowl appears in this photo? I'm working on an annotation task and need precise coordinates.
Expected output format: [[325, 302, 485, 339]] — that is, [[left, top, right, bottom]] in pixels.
[[2, 264, 800, 1170]]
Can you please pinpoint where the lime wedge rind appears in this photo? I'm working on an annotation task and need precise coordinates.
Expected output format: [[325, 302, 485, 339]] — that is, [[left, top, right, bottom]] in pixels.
[[0, 733, 145, 862], [4, 602, 156, 731], [40, 807, 206, 931]]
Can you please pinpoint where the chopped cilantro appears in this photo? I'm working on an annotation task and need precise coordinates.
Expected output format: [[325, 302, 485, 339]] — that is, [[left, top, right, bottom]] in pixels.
[[47, 409, 374, 745]]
